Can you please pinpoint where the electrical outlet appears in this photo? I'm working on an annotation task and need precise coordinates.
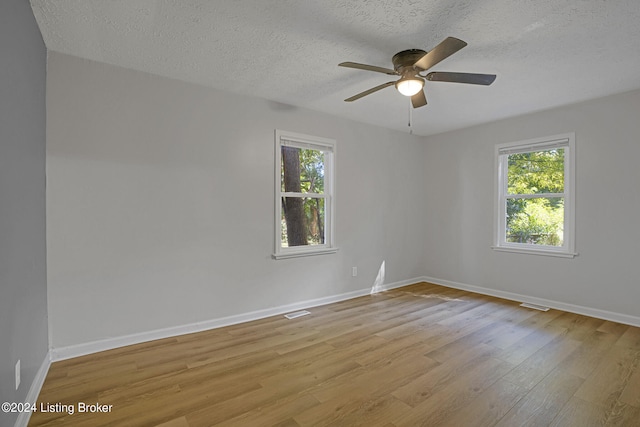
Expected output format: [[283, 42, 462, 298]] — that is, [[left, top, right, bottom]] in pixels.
[[352, 267, 357, 277], [15, 359, 20, 390]]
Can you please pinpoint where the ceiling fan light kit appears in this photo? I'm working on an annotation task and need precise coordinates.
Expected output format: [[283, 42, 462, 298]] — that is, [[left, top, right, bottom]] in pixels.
[[339, 37, 496, 109], [395, 77, 424, 96]]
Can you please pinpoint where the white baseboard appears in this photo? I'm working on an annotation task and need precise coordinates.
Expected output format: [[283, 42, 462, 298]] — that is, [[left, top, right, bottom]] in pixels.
[[420, 275, 640, 328], [50, 277, 420, 362], [375, 277, 424, 293], [14, 351, 51, 427], [22, 274, 639, 425], [41, 274, 640, 364]]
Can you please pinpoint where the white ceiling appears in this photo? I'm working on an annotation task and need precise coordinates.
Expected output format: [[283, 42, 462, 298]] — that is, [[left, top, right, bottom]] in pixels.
[[31, 0, 640, 136]]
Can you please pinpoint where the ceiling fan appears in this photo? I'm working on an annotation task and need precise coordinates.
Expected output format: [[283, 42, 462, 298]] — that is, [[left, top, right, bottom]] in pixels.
[[339, 37, 496, 108]]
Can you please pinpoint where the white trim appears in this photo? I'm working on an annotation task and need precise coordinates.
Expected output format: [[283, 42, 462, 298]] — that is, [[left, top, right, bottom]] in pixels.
[[506, 193, 565, 199], [497, 136, 570, 155], [272, 247, 339, 259], [494, 132, 576, 257], [274, 129, 337, 259], [491, 246, 578, 258], [279, 131, 336, 151], [374, 277, 423, 293], [420, 275, 640, 328], [281, 192, 326, 198], [50, 277, 419, 361], [14, 351, 51, 427], [40, 275, 640, 369]]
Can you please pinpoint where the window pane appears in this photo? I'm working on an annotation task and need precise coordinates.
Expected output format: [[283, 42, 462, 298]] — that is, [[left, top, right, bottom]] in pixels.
[[507, 148, 564, 195], [506, 197, 564, 246], [281, 146, 325, 194], [281, 197, 325, 247]]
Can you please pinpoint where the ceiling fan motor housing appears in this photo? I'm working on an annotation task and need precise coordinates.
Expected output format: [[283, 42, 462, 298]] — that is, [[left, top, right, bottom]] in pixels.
[[392, 49, 427, 75]]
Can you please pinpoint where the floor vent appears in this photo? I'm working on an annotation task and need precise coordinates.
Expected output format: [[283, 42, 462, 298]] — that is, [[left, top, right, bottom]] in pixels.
[[520, 302, 550, 312], [284, 310, 311, 319]]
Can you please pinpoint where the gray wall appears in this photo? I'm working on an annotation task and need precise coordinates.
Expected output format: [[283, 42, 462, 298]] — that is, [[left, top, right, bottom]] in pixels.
[[45, 52, 427, 349], [44, 49, 640, 352], [422, 89, 640, 319], [41, 26, 640, 354], [0, 0, 48, 425]]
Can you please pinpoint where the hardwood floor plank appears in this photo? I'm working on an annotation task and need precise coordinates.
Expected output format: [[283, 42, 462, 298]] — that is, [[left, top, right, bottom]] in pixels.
[[550, 397, 640, 427], [293, 393, 411, 427], [439, 378, 529, 427], [597, 321, 630, 337], [392, 343, 497, 406], [469, 309, 542, 350], [393, 357, 515, 426], [605, 403, 640, 426], [619, 365, 640, 408], [154, 416, 190, 427], [550, 312, 607, 341], [323, 316, 422, 349], [574, 344, 637, 409], [495, 369, 584, 427], [310, 352, 438, 403], [183, 358, 360, 425], [354, 330, 446, 367], [549, 397, 608, 427], [557, 329, 626, 379], [28, 282, 640, 427], [271, 419, 301, 427], [423, 307, 559, 365], [496, 323, 569, 365], [615, 326, 640, 350], [215, 394, 320, 427], [500, 333, 581, 390]]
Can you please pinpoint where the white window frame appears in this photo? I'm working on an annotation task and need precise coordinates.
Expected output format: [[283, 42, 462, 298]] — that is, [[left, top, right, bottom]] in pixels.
[[493, 132, 577, 258], [273, 130, 337, 259]]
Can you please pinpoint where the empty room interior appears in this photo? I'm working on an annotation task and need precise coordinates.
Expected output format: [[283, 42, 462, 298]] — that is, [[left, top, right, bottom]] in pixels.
[[3, 0, 640, 426]]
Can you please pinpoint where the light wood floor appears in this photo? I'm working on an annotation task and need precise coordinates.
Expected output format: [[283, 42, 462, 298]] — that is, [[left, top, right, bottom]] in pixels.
[[29, 282, 640, 426]]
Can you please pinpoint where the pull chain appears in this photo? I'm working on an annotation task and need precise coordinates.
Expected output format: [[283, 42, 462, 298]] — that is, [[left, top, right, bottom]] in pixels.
[[408, 98, 413, 135]]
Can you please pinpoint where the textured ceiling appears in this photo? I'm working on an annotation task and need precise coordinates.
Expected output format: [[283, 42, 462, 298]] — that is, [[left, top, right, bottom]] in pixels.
[[31, 0, 640, 136]]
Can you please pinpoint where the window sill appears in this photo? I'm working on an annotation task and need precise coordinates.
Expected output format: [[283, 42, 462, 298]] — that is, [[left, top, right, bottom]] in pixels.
[[491, 246, 578, 258], [272, 247, 339, 260]]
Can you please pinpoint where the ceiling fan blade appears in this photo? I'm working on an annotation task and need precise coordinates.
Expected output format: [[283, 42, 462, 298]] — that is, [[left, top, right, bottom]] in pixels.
[[339, 62, 398, 76], [411, 90, 427, 108], [344, 81, 395, 102], [426, 72, 496, 85], [413, 37, 467, 71]]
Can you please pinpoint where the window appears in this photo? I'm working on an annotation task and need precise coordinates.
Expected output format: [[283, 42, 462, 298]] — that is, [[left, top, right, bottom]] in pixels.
[[273, 130, 337, 259], [494, 133, 576, 257]]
